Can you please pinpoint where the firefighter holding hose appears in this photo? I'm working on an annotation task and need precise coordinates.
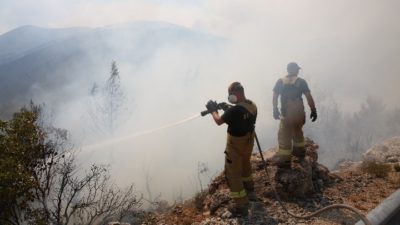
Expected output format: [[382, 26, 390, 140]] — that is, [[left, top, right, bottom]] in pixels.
[[205, 82, 257, 217]]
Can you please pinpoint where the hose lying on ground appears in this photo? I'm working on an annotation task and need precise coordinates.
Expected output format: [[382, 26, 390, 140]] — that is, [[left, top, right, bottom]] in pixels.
[[254, 134, 372, 225]]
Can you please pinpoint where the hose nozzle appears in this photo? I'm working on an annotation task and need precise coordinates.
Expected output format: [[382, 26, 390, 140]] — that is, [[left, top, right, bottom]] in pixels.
[[200, 102, 232, 116]]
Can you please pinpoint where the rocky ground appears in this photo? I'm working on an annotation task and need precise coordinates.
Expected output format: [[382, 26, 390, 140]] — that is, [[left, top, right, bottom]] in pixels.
[[148, 138, 400, 225]]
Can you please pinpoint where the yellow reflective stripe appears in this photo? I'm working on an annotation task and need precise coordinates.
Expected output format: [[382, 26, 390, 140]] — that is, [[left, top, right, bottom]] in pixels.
[[242, 175, 253, 182], [278, 148, 292, 156], [280, 121, 284, 129], [231, 189, 246, 198], [293, 141, 305, 147]]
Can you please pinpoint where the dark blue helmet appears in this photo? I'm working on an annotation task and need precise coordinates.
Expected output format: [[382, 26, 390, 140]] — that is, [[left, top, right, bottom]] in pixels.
[[287, 62, 301, 74]]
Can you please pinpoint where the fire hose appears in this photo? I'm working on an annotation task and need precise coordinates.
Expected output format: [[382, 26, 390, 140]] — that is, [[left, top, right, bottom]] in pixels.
[[202, 102, 372, 225]]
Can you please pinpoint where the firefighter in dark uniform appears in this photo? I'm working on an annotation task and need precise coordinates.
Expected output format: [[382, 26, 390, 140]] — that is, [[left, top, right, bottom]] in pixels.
[[206, 82, 257, 217], [272, 62, 317, 167]]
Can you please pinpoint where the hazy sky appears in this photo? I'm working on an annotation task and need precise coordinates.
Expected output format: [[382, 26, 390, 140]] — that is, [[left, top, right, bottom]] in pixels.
[[1, 0, 398, 37], [0, 0, 203, 34], [2, 1, 399, 106]]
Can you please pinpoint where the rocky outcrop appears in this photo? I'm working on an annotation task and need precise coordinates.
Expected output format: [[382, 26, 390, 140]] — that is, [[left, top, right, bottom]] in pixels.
[[201, 138, 336, 217], [274, 139, 336, 197], [153, 137, 400, 225]]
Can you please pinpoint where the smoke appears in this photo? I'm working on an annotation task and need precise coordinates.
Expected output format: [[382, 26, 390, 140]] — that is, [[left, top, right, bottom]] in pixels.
[[2, 0, 400, 202]]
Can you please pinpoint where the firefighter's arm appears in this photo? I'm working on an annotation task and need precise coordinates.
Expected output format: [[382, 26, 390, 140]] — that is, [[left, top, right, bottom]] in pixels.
[[272, 92, 281, 120], [304, 92, 316, 110], [272, 92, 279, 109], [305, 92, 317, 122], [211, 111, 224, 125]]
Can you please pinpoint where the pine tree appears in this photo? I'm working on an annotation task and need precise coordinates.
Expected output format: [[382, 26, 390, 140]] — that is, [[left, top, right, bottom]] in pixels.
[[88, 61, 127, 137]]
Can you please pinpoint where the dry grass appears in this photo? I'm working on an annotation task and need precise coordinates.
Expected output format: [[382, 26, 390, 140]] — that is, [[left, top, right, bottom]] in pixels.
[[393, 163, 400, 172], [388, 172, 400, 187], [193, 190, 208, 211], [361, 161, 392, 178]]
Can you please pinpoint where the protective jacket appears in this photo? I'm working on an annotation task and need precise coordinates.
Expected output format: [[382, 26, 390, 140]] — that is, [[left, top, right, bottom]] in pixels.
[[221, 100, 257, 207]]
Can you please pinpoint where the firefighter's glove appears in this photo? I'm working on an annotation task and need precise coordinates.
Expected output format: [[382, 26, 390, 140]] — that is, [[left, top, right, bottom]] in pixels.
[[206, 100, 218, 113], [273, 107, 280, 120], [218, 102, 230, 112], [310, 108, 317, 122]]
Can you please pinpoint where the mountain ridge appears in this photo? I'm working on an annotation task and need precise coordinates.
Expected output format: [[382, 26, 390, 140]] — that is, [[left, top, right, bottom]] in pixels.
[[0, 21, 224, 118]]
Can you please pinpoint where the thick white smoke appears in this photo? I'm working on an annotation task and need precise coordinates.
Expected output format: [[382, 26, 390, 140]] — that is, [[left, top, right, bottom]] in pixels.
[[2, 0, 400, 202]]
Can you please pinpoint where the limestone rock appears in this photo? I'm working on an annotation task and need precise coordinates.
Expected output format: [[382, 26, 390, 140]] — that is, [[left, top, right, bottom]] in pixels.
[[207, 190, 231, 215], [363, 136, 400, 163]]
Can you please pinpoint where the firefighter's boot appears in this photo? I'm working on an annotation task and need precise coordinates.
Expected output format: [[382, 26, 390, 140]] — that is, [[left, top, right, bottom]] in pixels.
[[243, 176, 258, 201], [246, 191, 258, 202], [292, 146, 305, 163], [227, 202, 249, 217], [271, 153, 291, 168]]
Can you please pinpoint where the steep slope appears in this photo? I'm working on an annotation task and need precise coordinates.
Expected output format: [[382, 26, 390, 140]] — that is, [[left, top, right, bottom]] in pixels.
[[0, 25, 90, 65], [151, 138, 400, 225]]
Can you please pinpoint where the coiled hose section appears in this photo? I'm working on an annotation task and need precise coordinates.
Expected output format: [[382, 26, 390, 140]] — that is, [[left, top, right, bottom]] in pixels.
[[254, 134, 372, 225]]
